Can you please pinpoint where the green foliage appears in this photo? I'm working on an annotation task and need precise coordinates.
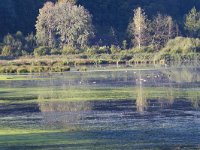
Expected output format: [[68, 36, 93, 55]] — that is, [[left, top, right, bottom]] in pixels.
[[62, 66, 70, 71], [0, 63, 71, 74], [110, 45, 120, 54], [50, 49, 61, 55], [24, 33, 37, 53], [122, 40, 127, 50], [1, 32, 37, 56], [3, 33, 22, 56], [17, 67, 29, 74], [128, 45, 155, 53], [62, 45, 76, 55], [34, 46, 50, 57], [153, 37, 200, 62], [0, 0, 200, 46], [21, 50, 28, 56], [85, 46, 98, 56], [98, 46, 110, 54], [150, 14, 176, 50], [85, 46, 110, 56], [162, 37, 200, 54], [129, 53, 155, 64], [77, 66, 87, 71], [51, 66, 70, 72], [128, 7, 149, 48], [58, 0, 76, 4], [185, 7, 200, 37], [1, 45, 12, 56], [0, 66, 18, 73], [36, 1, 94, 48]]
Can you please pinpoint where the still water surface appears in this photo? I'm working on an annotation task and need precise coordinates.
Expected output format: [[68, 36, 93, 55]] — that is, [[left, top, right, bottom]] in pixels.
[[0, 65, 200, 149]]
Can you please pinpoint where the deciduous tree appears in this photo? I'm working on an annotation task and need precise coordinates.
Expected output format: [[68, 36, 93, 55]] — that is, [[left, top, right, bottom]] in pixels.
[[35, 2, 55, 47], [185, 7, 200, 37], [58, 0, 76, 4], [35, 1, 94, 48], [128, 7, 149, 49], [150, 14, 176, 50]]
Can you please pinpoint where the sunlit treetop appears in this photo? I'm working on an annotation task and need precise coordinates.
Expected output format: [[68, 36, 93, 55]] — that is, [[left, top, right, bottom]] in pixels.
[[58, 0, 76, 4]]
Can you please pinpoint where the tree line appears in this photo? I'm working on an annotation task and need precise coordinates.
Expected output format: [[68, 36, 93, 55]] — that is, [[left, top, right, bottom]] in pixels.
[[0, 0, 200, 57], [0, 0, 200, 41]]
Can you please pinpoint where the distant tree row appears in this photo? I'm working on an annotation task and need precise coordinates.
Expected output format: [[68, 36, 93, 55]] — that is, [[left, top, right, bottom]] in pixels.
[[1, 0, 200, 45], [128, 7, 177, 51], [1, 1, 200, 57], [0, 31, 36, 56], [35, 1, 200, 50]]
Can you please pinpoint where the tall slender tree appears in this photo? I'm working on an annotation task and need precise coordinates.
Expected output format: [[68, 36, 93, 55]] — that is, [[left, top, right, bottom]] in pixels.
[[35, 2, 55, 47], [128, 7, 149, 49]]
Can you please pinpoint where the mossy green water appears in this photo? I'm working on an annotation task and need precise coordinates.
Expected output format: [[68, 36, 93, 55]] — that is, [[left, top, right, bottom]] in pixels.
[[0, 75, 52, 81], [0, 75, 28, 80], [0, 129, 103, 149], [0, 128, 61, 136], [0, 68, 199, 149], [0, 86, 199, 104]]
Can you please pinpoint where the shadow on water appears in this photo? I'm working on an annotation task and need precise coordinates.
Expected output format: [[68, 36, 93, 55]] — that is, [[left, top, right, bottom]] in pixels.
[[0, 128, 200, 150], [0, 96, 37, 102], [0, 103, 39, 115]]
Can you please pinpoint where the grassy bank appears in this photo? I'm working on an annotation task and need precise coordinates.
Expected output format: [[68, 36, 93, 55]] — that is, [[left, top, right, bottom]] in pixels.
[[0, 52, 200, 74], [0, 58, 71, 73]]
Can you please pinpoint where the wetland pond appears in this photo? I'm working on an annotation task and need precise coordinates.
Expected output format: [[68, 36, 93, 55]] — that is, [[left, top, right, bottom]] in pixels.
[[0, 65, 200, 149]]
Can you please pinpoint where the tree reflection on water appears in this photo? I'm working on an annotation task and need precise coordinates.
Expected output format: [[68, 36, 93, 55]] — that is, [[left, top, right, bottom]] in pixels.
[[37, 66, 200, 127]]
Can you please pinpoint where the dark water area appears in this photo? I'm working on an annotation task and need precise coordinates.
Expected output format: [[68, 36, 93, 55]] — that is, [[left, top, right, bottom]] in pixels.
[[0, 66, 200, 149]]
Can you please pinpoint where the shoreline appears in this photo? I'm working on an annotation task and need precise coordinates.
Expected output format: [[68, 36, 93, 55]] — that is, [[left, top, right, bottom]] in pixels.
[[0, 53, 199, 74]]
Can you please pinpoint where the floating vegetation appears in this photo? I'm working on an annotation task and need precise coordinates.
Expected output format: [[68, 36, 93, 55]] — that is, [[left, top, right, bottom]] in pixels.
[[0, 63, 70, 74]]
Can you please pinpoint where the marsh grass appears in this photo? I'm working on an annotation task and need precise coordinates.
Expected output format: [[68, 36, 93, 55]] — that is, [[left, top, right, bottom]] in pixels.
[[0, 65, 71, 74], [0, 52, 199, 75]]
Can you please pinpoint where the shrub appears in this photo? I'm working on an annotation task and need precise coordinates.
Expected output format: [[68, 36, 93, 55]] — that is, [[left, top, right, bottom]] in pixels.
[[21, 50, 28, 56], [153, 52, 171, 62], [0, 67, 7, 73], [29, 66, 44, 73], [98, 46, 110, 54], [129, 46, 146, 53], [34, 46, 50, 57], [153, 37, 200, 62], [122, 40, 127, 50], [6, 66, 18, 73], [85, 46, 98, 56], [77, 66, 87, 71], [110, 45, 121, 54], [50, 49, 61, 55], [51, 66, 62, 72], [52, 61, 65, 67], [62, 45, 76, 55], [2, 32, 26, 56], [61, 66, 70, 72], [162, 37, 200, 54], [1, 45, 12, 56], [118, 52, 133, 61], [17, 67, 29, 74]]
